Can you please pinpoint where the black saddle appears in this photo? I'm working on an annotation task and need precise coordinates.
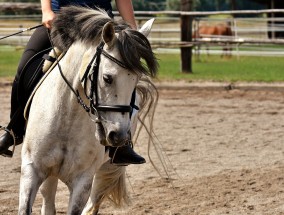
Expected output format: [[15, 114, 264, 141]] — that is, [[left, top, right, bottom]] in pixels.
[[18, 47, 53, 107]]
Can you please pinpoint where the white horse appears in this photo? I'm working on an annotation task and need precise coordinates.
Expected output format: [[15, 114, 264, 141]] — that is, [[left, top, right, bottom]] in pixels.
[[18, 6, 158, 214]]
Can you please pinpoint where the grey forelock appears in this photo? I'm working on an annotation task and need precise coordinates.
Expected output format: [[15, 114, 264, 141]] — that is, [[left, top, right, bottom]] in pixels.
[[51, 6, 158, 77]]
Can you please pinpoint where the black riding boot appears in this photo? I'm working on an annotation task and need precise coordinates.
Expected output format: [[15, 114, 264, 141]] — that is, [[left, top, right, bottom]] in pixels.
[[109, 144, 146, 166], [0, 80, 25, 157], [0, 129, 23, 157]]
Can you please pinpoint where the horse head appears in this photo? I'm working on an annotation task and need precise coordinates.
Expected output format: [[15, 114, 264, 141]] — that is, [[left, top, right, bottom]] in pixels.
[[51, 6, 158, 147], [96, 20, 159, 146]]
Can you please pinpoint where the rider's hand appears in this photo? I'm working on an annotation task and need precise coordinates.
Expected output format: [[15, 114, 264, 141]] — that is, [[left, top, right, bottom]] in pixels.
[[42, 10, 56, 29]]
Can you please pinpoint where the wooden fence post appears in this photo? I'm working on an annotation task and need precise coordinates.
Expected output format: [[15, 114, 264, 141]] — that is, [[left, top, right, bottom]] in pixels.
[[180, 0, 193, 73]]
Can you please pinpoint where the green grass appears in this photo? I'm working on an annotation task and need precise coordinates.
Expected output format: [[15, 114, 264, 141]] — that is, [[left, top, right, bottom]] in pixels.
[[0, 46, 23, 77], [156, 53, 284, 82], [1, 45, 284, 83]]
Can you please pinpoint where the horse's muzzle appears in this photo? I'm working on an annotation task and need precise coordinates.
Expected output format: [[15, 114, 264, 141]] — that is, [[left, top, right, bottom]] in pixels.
[[107, 129, 130, 147]]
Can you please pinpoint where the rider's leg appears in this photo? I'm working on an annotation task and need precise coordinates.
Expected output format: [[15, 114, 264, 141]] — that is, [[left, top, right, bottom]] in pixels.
[[0, 26, 51, 156]]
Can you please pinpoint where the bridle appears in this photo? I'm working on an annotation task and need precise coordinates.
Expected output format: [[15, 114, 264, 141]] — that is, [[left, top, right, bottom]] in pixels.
[[51, 39, 139, 122], [81, 41, 139, 116]]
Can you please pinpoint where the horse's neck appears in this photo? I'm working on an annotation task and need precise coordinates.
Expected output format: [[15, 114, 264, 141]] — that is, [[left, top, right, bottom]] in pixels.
[[25, 42, 101, 157], [45, 42, 91, 115], [57, 43, 90, 95], [60, 43, 88, 84]]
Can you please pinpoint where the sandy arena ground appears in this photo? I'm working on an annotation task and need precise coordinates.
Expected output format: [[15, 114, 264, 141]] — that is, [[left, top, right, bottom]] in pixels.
[[1, 79, 284, 214]]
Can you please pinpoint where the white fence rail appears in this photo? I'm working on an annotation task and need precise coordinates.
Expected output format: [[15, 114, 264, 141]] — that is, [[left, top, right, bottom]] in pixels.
[[1, 10, 284, 56]]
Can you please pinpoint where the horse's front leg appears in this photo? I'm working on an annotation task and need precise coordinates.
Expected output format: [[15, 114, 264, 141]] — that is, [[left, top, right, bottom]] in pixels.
[[40, 176, 58, 215], [82, 161, 128, 215], [19, 162, 45, 215], [67, 173, 94, 214]]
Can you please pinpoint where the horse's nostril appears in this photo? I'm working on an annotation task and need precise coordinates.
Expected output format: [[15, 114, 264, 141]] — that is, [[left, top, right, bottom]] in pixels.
[[108, 130, 127, 146], [108, 131, 117, 143]]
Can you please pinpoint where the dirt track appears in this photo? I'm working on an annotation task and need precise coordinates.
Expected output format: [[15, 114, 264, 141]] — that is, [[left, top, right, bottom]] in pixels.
[[1, 79, 284, 214]]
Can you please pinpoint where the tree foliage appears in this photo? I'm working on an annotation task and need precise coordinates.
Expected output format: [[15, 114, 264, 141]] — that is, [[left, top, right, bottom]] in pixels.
[[131, 0, 266, 11], [132, 0, 166, 11], [112, 0, 167, 11], [193, 0, 265, 11], [166, 0, 180, 11], [0, 0, 269, 15], [0, 0, 38, 2]]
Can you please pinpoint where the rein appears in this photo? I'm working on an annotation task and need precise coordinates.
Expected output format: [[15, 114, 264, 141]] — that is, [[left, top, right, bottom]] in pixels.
[[48, 32, 138, 121]]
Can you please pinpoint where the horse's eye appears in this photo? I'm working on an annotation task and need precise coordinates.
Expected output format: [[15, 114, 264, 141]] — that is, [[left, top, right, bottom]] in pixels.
[[103, 74, 113, 84]]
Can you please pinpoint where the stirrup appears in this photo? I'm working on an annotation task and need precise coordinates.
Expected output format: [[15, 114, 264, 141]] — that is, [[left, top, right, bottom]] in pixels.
[[0, 126, 16, 158]]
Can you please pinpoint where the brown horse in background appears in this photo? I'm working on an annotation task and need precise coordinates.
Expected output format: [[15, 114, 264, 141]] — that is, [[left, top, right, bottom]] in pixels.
[[193, 23, 233, 60]]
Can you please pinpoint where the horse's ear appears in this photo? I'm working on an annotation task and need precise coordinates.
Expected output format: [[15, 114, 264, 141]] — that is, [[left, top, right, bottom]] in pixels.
[[139, 18, 155, 37], [102, 22, 116, 48]]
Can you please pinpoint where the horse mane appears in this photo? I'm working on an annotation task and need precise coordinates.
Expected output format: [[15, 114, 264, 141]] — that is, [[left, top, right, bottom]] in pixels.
[[51, 6, 158, 77]]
